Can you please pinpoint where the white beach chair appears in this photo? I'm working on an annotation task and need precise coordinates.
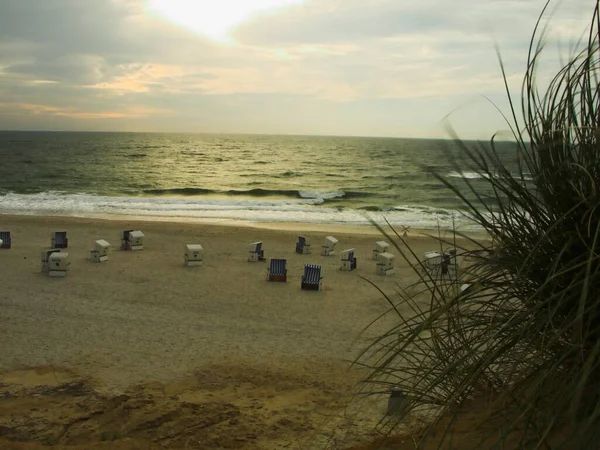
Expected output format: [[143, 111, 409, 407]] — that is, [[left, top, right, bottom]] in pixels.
[[372, 241, 390, 260], [120, 230, 144, 251], [185, 244, 204, 266], [340, 248, 357, 271], [423, 249, 459, 277], [376, 252, 395, 275], [41, 249, 70, 277], [90, 239, 110, 262], [321, 236, 338, 256], [248, 241, 265, 262]]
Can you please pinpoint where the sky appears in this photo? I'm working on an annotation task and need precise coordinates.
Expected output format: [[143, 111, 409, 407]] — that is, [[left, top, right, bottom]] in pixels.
[[0, 0, 592, 139]]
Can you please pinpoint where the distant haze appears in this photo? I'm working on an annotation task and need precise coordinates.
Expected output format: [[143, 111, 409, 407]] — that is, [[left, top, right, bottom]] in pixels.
[[0, 0, 591, 139]]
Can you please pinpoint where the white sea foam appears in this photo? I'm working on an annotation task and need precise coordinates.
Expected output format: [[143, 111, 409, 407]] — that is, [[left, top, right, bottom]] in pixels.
[[298, 190, 346, 200], [0, 192, 483, 231]]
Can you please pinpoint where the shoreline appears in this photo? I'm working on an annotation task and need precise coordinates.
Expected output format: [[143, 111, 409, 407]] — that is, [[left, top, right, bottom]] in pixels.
[[0, 212, 490, 240]]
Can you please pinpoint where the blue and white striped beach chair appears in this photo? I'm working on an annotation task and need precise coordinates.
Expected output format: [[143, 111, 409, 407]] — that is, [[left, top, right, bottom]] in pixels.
[[51, 231, 68, 249], [267, 258, 287, 282], [0, 231, 11, 249], [301, 264, 323, 291]]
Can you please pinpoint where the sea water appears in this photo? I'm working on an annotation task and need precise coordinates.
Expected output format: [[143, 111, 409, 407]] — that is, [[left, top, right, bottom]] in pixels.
[[0, 131, 520, 230]]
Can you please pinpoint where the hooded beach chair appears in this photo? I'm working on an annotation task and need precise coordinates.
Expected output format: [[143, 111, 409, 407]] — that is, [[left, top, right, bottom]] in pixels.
[[41, 249, 69, 276], [296, 235, 311, 254], [372, 241, 390, 260], [423, 249, 458, 277], [267, 258, 287, 282], [120, 230, 144, 250], [321, 236, 338, 256], [248, 241, 265, 262], [51, 231, 68, 249], [301, 264, 323, 291], [376, 252, 395, 275], [340, 248, 357, 271], [184, 244, 204, 266], [90, 239, 110, 262], [0, 231, 11, 249]]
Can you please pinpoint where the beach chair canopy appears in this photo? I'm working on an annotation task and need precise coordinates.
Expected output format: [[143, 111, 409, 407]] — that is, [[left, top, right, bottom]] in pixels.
[[54, 231, 67, 244], [249, 241, 263, 253], [269, 258, 287, 276], [324, 236, 338, 247], [302, 264, 322, 285], [341, 248, 355, 260], [0, 231, 11, 249], [374, 241, 389, 252]]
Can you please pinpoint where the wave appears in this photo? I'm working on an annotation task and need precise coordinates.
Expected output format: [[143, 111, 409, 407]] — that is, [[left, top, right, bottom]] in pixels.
[[142, 187, 372, 202], [446, 171, 533, 181], [143, 188, 218, 196], [0, 191, 483, 231]]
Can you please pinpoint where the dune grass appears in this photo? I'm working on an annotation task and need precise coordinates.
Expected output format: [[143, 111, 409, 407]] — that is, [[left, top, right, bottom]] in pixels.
[[355, 1, 600, 448]]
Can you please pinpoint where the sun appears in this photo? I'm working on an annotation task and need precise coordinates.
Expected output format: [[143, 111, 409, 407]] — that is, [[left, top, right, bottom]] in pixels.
[[145, 0, 303, 43]]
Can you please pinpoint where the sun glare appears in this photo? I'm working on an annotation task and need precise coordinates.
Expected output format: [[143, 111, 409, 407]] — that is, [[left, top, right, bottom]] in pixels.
[[145, 0, 303, 43]]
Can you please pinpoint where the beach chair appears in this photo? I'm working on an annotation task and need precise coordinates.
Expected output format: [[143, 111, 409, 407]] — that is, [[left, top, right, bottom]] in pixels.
[[423, 249, 458, 277], [295, 235, 311, 254], [267, 258, 287, 282], [0, 231, 11, 249], [120, 230, 144, 250], [372, 241, 390, 260], [387, 386, 407, 415], [51, 231, 68, 249], [41, 249, 69, 277], [248, 241, 265, 262], [422, 251, 442, 271], [301, 264, 323, 291], [184, 244, 204, 266], [376, 252, 395, 275], [320, 236, 338, 256], [90, 239, 110, 262], [340, 248, 357, 271]]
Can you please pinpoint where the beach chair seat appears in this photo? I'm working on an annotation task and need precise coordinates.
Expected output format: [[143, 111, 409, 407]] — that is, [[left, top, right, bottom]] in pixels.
[[185, 244, 204, 266], [267, 258, 287, 282], [0, 231, 11, 249], [376, 252, 395, 275], [340, 248, 357, 271], [248, 241, 265, 262], [90, 239, 110, 262], [120, 230, 144, 250], [51, 231, 68, 249], [321, 236, 338, 256], [295, 235, 311, 254], [301, 264, 323, 291], [372, 241, 390, 260]]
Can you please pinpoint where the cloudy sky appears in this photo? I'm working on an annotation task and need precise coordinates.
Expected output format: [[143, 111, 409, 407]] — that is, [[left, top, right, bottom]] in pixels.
[[0, 0, 592, 138]]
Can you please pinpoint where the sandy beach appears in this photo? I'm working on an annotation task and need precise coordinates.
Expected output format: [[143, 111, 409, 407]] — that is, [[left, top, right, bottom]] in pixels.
[[0, 214, 475, 449]]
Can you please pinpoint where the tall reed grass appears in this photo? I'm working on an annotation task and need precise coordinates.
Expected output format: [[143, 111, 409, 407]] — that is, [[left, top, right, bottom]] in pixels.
[[356, 1, 600, 448]]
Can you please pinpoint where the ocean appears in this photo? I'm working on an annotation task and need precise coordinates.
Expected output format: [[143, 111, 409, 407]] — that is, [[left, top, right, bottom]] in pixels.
[[0, 131, 518, 231]]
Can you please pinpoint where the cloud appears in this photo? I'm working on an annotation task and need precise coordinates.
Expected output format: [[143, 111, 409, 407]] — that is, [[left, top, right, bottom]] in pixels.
[[0, 0, 594, 137]]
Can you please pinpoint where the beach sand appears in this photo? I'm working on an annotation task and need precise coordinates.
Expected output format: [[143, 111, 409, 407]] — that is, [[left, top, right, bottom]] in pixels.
[[0, 214, 478, 449]]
